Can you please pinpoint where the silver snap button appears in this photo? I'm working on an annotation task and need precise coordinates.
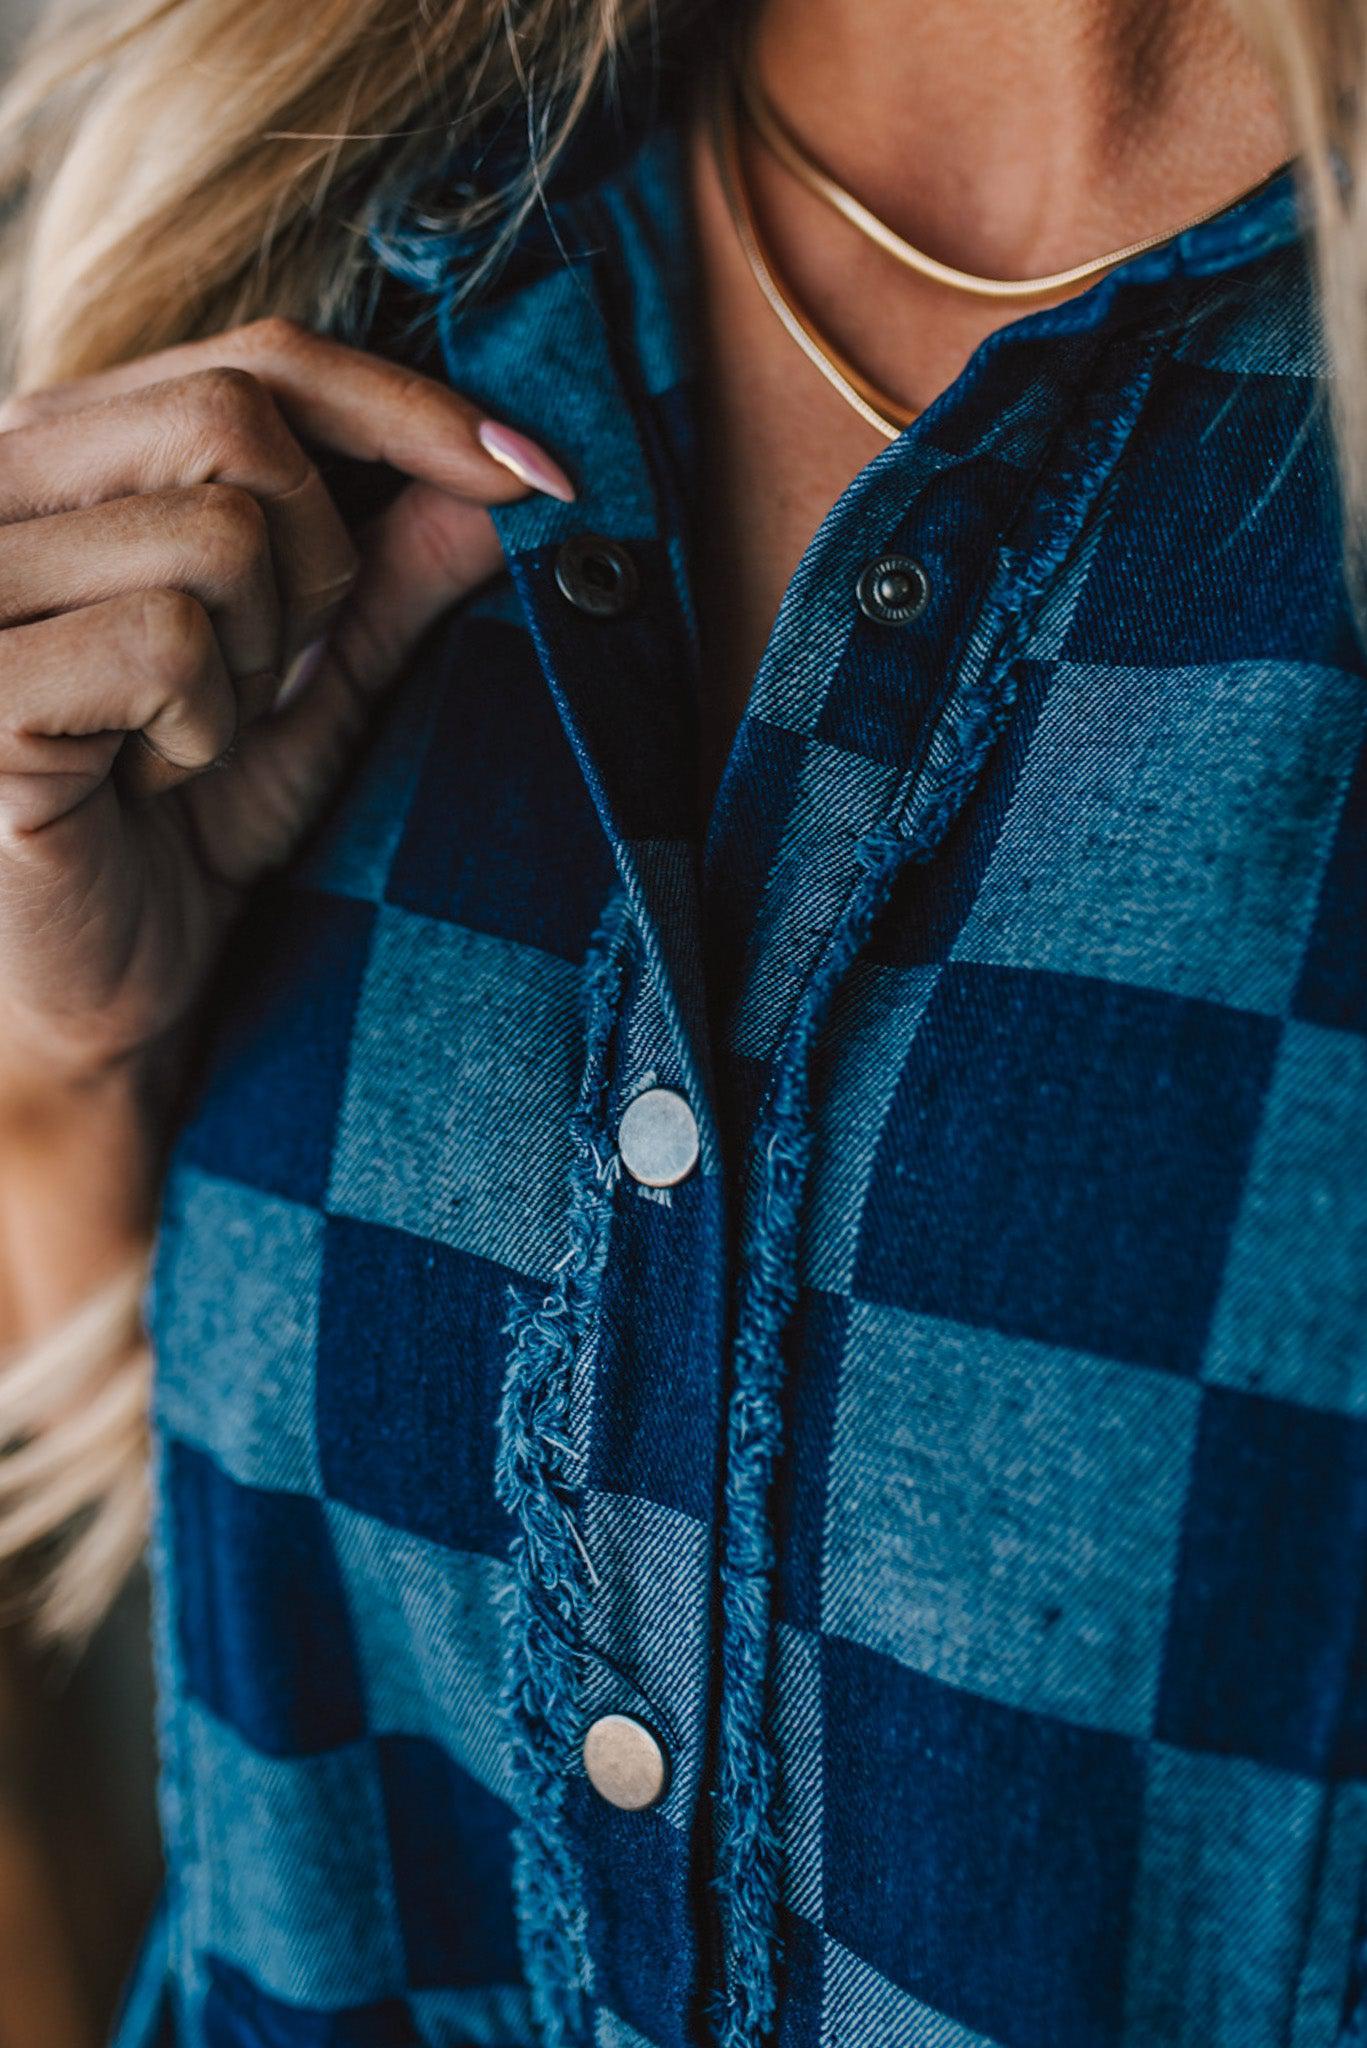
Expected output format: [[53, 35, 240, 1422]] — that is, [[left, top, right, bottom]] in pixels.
[[618, 1087, 699, 1188], [856, 554, 931, 624], [583, 1714, 669, 1811], [554, 534, 640, 618]]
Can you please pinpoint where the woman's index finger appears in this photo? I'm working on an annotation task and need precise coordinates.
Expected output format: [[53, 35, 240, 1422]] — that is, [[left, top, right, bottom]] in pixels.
[[4, 319, 574, 506]]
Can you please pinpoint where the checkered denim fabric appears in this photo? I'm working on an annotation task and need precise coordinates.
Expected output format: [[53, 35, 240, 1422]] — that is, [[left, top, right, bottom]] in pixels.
[[116, 86, 1367, 2048]]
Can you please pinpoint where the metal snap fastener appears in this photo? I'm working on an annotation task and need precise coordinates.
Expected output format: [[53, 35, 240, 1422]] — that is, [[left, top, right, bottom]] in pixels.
[[618, 1087, 700, 1189], [856, 554, 931, 624], [554, 534, 640, 618], [583, 1714, 669, 1811]]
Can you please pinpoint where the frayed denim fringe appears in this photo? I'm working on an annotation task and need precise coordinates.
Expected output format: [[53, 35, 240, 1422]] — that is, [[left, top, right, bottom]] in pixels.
[[711, 336, 1166, 2048], [709, 842, 936, 2041], [714, 816, 1003, 2044], [496, 891, 633, 2048], [709, 612, 1105, 2048]]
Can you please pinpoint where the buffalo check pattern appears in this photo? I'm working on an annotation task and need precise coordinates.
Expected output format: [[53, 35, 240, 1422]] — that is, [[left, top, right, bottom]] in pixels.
[[116, 72, 1367, 2048]]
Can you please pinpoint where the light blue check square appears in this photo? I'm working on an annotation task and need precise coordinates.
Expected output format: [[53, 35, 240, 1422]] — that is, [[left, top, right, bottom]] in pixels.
[[184, 1702, 403, 2009], [413, 1986, 536, 2048], [327, 1499, 516, 1806], [773, 1625, 823, 1923], [1205, 1020, 1367, 1413], [732, 741, 899, 1063], [595, 2009, 663, 2048], [954, 659, 1364, 1014], [328, 905, 583, 1278], [152, 1168, 323, 1496], [1121, 1745, 1344, 2048], [1287, 1781, 1367, 2046], [823, 1304, 1201, 1736], [803, 961, 941, 1296], [446, 263, 659, 550]]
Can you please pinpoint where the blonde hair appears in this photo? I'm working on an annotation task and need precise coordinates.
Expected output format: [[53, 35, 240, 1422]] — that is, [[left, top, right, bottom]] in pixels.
[[0, 0, 664, 389], [0, 0, 1359, 1638], [0, 1268, 149, 1641], [1233, 0, 1367, 568]]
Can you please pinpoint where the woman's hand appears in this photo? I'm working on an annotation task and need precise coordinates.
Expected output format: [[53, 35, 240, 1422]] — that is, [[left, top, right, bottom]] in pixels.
[[0, 318, 570, 1095]]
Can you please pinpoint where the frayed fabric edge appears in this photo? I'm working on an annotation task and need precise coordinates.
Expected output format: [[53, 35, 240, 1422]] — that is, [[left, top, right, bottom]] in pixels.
[[496, 890, 633, 2048], [709, 826, 926, 2048], [709, 332, 1168, 2048]]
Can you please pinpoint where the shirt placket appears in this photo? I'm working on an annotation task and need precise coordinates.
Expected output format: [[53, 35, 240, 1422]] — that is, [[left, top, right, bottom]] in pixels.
[[441, 239, 730, 2047]]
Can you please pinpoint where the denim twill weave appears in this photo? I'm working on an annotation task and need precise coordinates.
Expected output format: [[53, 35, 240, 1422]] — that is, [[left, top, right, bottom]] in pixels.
[[116, 74, 1367, 2048]]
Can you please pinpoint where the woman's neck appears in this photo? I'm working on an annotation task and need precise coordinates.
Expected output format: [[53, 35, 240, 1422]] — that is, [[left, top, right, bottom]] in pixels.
[[686, 0, 1290, 801], [749, 0, 1289, 279]]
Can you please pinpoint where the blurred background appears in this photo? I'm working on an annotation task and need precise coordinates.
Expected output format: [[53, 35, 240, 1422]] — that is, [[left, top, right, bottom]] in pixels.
[[0, 0, 35, 68], [0, 1592, 160, 2048], [0, 3, 164, 2040]]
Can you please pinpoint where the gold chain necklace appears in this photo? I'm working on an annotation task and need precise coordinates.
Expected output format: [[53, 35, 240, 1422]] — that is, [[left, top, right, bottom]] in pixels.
[[738, 50, 1290, 302], [711, 72, 915, 440]]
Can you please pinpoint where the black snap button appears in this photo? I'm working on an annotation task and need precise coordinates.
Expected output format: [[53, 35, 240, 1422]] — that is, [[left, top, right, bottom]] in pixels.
[[554, 534, 640, 618], [856, 554, 931, 625]]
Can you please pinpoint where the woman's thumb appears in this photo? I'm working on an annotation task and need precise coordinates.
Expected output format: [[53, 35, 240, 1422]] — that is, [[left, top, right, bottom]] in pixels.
[[203, 483, 510, 884], [262, 481, 507, 796], [324, 481, 507, 697]]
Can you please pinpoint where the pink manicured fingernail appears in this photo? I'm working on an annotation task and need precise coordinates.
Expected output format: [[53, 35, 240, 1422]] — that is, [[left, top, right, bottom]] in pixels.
[[277, 639, 328, 711], [477, 420, 576, 502]]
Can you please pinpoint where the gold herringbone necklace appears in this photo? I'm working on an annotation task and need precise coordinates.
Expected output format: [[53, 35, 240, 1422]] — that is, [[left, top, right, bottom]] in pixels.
[[712, 73, 915, 439], [714, 58, 1290, 441], [738, 50, 1288, 302]]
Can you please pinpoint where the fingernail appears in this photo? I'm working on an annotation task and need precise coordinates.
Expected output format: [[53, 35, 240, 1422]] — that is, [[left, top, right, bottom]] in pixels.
[[477, 420, 576, 502], [277, 640, 327, 711]]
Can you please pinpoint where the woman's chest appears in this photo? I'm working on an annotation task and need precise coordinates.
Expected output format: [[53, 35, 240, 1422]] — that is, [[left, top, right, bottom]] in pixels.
[[142, 176, 1367, 2045], [164, 222, 1367, 1502], [147, 559, 1367, 2046]]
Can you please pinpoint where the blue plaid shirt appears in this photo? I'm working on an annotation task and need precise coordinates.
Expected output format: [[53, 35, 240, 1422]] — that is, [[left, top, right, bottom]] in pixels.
[[117, 77, 1367, 2048]]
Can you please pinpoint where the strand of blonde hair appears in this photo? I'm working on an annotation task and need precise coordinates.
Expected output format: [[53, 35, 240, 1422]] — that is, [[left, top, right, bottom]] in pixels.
[[0, 1265, 149, 1641]]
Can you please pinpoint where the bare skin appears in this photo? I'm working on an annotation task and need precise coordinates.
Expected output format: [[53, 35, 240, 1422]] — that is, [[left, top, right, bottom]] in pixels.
[[0, 321, 573, 1343], [689, 0, 1290, 791]]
